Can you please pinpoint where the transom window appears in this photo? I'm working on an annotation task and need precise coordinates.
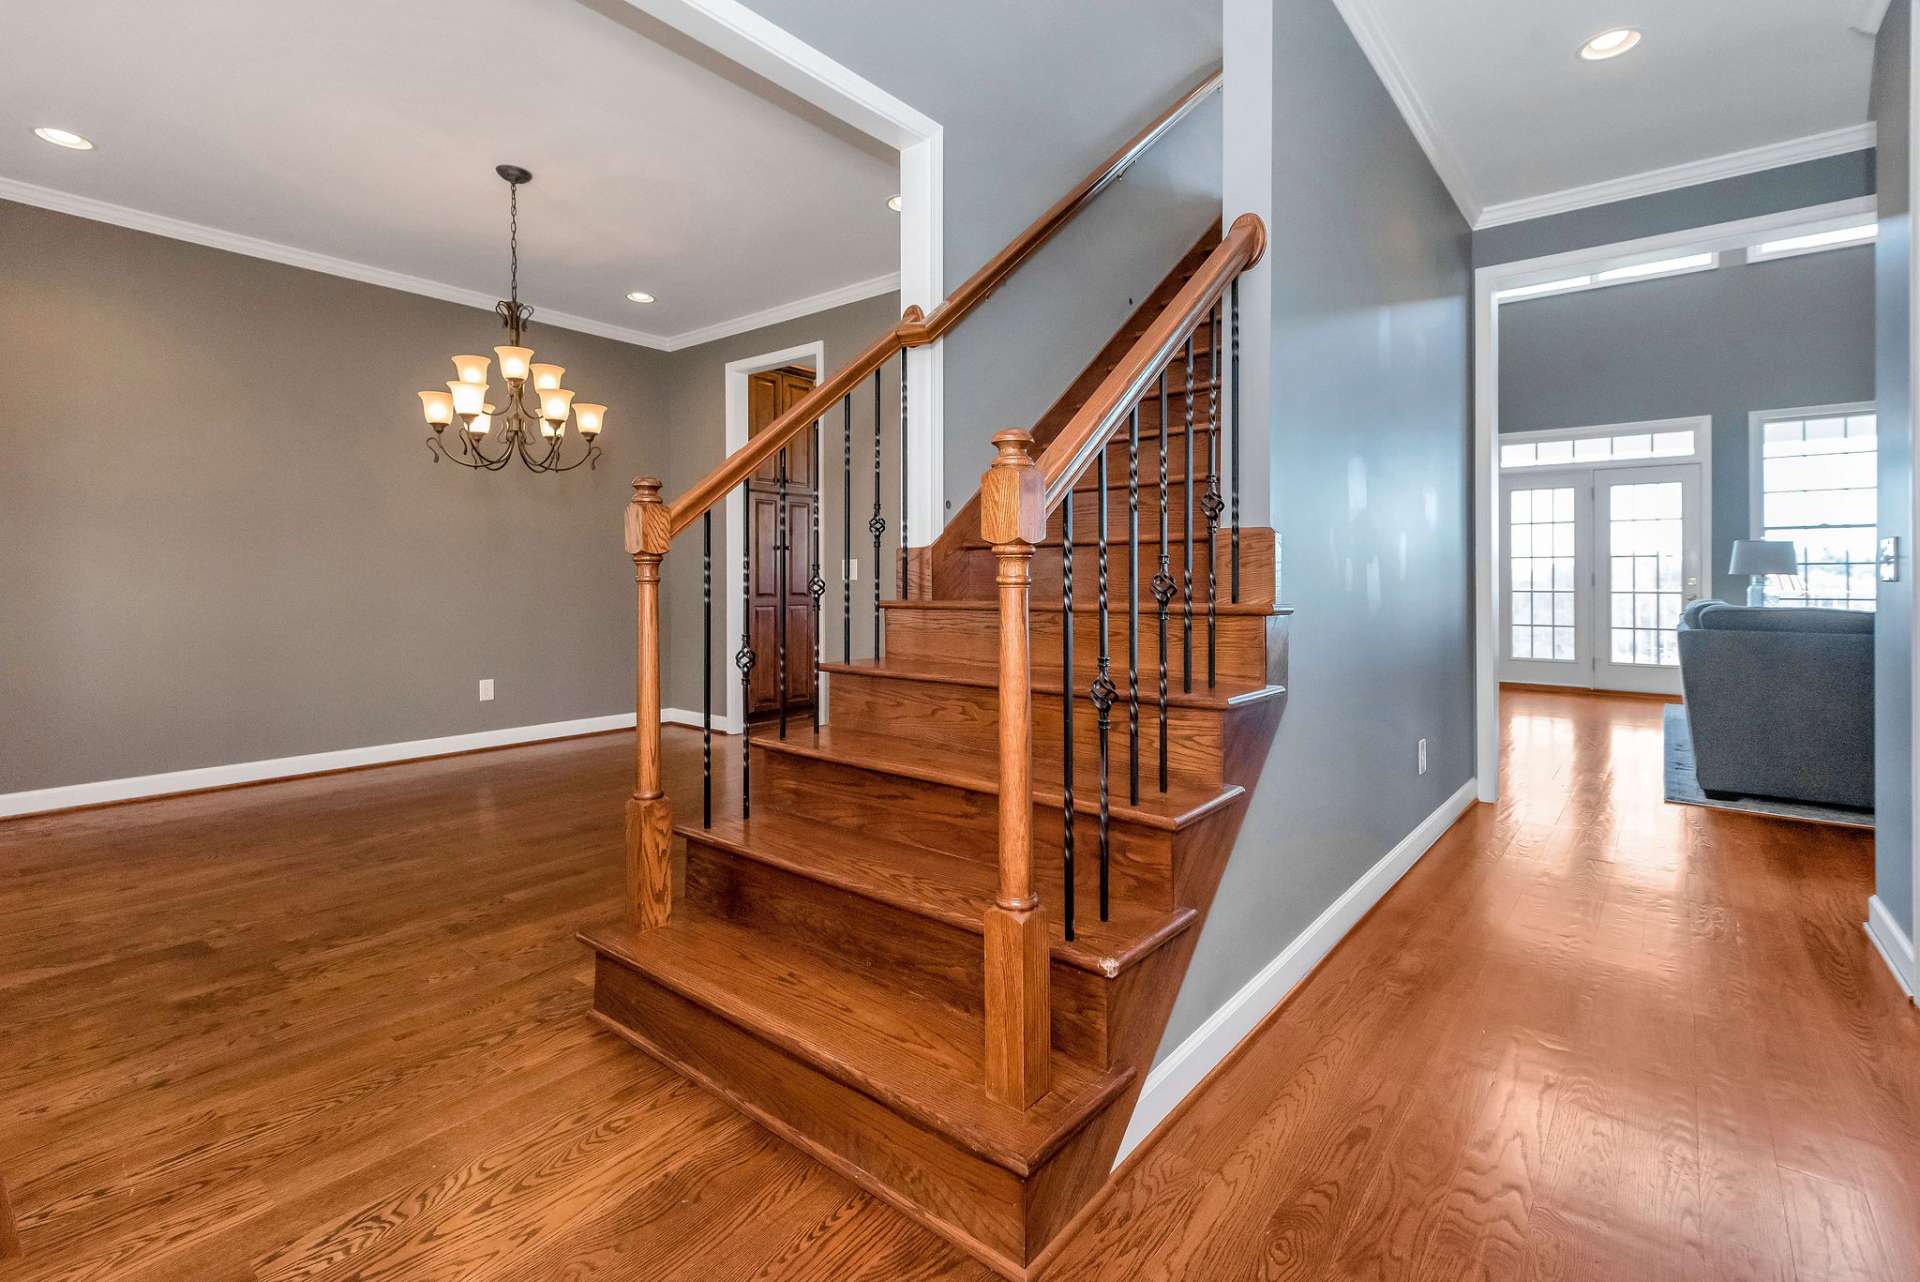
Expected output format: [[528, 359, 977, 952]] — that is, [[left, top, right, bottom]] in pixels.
[[1754, 408, 1877, 611], [1502, 428, 1696, 470]]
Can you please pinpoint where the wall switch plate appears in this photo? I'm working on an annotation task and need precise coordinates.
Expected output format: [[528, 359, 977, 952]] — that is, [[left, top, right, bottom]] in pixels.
[[1880, 536, 1899, 582], [1417, 738, 1428, 776], [478, 679, 494, 702]]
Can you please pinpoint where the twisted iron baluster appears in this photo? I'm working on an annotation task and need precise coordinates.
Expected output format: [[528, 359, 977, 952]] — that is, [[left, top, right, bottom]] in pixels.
[[1152, 368, 1175, 794], [809, 424, 826, 733], [1060, 497, 1077, 941], [1128, 405, 1141, 806], [735, 478, 755, 817], [1231, 279, 1242, 604], [703, 510, 712, 829], [777, 446, 789, 740], [1182, 335, 1195, 694], [843, 395, 852, 663], [870, 370, 885, 661], [899, 349, 909, 597], [1092, 451, 1115, 923], [1202, 303, 1224, 690]]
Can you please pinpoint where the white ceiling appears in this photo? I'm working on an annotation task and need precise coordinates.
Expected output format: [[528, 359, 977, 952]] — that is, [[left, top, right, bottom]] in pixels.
[[0, 0, 900, 346], [1352, 0, 1878, 220]]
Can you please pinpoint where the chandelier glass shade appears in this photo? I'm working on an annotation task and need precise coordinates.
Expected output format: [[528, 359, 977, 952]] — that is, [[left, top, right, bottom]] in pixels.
[[417, 165, 606, 473]]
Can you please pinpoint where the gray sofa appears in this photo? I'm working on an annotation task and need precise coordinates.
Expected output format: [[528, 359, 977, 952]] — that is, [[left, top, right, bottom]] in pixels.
[[1675, 600, 1874, 809]]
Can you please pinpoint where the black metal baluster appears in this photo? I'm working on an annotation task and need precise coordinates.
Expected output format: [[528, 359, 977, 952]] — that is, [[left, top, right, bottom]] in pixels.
[[703, 510, 712, 829], [842, 395, 852, 664], [1091, 453, 1115, 923], [809, 421, 826, 733], [777, 446, 789, 740], [1230, 279, 1242, 604], [1202, 303, 1223, 690], [1127, 405, 1141, 806], [734, 479, 755, 818], [1151, 369, 1174, 794], [1182, 335, 1195, 694], [1061, 499, 1076, 943], [899, 349, 909, 597], [870, 369, 885, 661]]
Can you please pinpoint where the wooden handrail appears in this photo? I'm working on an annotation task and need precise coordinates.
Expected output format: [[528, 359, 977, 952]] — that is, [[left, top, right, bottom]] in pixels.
[[1034, 213, 1265, 512], [662, 67, 1225, 542]]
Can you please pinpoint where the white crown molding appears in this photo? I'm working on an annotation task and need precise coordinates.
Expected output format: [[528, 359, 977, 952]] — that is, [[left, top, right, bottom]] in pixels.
[[1329, 0, 1483, 226], [0, 174, 909, 351], [657, 273, 900, 351], [1475, 122, 1880, 229], [1855, 0, 1895, 36]]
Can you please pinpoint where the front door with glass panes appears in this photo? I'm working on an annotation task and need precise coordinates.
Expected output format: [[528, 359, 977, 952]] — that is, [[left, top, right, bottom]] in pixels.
[[1499, 421, 1709, 695]]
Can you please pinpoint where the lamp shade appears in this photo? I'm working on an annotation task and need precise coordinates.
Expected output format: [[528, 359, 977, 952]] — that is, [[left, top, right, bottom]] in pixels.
[[573, 403, 606, 436], [450, 354, 491, 385], [529, 363, 565, 391], [417, 390, 454, 426], [493, 345, 533, 383], [1729, 539, 1799, 577]]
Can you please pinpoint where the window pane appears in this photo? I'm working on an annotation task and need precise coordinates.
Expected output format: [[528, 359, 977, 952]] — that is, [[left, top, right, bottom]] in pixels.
[[1537, 440, 1573, 466], [1502, 443, 1536, 469], [1652, 430, 1693, 456], [1574, 436, 1611, 460]]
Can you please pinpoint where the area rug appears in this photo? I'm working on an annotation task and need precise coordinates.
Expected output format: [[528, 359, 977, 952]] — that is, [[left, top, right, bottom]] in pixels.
[[1663, 704, 1873, 829]]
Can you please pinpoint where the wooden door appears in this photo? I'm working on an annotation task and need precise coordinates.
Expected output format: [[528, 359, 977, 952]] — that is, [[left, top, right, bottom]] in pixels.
[[746, 364, 819, 717]]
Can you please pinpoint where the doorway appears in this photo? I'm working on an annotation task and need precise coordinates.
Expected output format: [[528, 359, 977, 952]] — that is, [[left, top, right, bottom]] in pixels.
[[1497, 420, 1710, 697], [746, 364, 819, 720]]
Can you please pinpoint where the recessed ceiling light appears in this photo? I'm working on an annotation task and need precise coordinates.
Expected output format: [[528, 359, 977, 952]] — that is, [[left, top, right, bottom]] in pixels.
[[1579, 28, 1641, 61], [625, 291, 655, 304], [33, 126, 93, 150], [887, 194, 903, 212]]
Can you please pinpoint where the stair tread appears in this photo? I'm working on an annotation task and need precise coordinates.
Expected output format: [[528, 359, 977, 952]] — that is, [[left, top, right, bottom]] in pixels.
[[881, 597, 1291, 618], [820, 655, 1284, 710], [681, 811, 1195, 976], [957, 533, 1245, 552], [581, 913, 1132, 1174], [751, 724, 1241, 830]]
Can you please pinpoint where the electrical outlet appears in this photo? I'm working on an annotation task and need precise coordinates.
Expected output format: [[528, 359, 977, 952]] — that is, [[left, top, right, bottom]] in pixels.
[[478, 679, 494, 702], [843, 558, 859, 582], [1417, 738, 1428, 776]]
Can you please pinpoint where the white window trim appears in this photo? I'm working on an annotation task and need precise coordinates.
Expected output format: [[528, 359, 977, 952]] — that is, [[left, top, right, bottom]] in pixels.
[[1494, 251, 1720, 304], [1500, 415, 1713, 476]]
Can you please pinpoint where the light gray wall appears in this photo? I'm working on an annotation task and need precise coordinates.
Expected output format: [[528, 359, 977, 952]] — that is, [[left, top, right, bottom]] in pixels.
[[0, 198, 668, 793], [1499, 248, 1876, 604], [648, 292, 903, 714], [1473, 150, 1876, 268], [738, 0, 1224, 519], [1159, 0, 1474, 1055], [1874, 2, 1914, 941]]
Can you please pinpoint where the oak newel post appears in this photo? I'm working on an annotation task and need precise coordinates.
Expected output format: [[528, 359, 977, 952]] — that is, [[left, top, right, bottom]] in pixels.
[[980, 430, 1051, 1107], [624, 477, 673, 929]]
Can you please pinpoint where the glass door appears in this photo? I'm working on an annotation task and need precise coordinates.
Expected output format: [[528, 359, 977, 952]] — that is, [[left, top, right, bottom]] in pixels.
[[1595, 464, 1703, 695], [1500, 471, 1589, 687]]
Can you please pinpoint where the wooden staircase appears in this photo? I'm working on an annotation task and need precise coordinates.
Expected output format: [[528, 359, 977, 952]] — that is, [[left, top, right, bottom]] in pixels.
[[580, 72, 1286, 1280]]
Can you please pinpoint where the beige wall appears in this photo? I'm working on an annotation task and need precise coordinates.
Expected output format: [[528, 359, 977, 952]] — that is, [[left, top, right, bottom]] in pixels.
[[0, 198, 897, 792]]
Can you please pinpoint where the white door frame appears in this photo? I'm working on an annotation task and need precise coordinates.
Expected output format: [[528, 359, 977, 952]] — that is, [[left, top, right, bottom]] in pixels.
[[616, 0, 945, 543], [723, 341, 829, 732], [1472, 195, 1876, 802]]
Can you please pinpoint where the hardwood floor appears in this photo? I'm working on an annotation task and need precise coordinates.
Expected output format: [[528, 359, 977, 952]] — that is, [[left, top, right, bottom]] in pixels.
[[3, 689, 1914, 1279]]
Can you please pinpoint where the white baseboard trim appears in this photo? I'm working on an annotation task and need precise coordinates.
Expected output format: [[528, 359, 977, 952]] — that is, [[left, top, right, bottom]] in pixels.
[[662, 707, 743, 735], [1114, 777, 1479, 1164], [0, 713, 638, 819], [1866, 895, 1917, 1000]]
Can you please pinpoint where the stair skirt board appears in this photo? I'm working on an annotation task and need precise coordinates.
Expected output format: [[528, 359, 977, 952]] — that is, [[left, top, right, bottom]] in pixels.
[[1115, 778, 1480, 1161]]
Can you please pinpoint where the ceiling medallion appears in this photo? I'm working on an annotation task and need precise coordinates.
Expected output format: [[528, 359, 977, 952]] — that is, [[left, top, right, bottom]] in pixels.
[[415, 165, 606, 472]]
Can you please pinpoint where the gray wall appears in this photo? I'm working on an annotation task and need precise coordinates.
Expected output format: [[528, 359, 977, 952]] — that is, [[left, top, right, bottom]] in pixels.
[[0, 198, 670, 793], [738, 0, 1224, 519], [1474, 150, 1876, 268], [1499, 248, 1876, 603], [1874, 2, 1914, 941], [1159, 0, 1474, 1055]]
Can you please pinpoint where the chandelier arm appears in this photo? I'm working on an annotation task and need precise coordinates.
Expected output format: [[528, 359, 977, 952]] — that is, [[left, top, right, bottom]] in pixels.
[[428, 433, 493, 470]]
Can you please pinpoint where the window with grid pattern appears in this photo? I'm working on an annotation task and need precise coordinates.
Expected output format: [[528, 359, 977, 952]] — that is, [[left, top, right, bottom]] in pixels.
[[1509, 487, 1576, 661], [1758, 412, 1877, 611]]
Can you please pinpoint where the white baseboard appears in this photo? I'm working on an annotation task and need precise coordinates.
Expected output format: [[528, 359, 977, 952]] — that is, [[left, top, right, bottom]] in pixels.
[[1114, 776, 1480, 1164], [0, 713, 638, 818], [663, 707, 743, 735], [1866, 895, 1917, 1001]]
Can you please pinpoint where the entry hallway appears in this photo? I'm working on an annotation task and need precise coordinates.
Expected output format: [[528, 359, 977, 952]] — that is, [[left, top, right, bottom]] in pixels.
[[0, 690, 1914, 1279]]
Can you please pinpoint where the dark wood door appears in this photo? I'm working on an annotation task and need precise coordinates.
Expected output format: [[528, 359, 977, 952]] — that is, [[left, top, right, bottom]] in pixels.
[[746, 365, 819, 717]]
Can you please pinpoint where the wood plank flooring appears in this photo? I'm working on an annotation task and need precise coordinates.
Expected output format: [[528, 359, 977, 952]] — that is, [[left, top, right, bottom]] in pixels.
[[2, 689, 1914, 1279]]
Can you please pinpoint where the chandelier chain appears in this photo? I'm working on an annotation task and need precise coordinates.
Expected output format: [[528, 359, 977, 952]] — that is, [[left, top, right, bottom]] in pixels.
[[508, 181, 519, 306]]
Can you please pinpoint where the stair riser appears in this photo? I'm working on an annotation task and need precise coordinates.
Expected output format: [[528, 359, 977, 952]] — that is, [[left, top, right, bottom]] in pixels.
[[751, 750, 1177, 911], [828, 669, 1231, 788], [1051, 478, 1211, 541], [886, 605, 1275, 688], [592, 958, 1036, 1274], [952, 529, 1276, 611], [683, 842, 1113, 1064]]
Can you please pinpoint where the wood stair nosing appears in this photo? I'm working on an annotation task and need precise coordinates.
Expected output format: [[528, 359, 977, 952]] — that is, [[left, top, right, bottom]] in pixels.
[[582, 915, 1133, 1176], [748, 725, 1242, 832], [675, 812, 1195, 979], [879, 598, 1291, 620], [818, 657, 1285, 711]]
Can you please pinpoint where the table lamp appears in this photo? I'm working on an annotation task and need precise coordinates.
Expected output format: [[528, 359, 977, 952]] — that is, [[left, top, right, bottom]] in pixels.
[[1728, 539, 1799, 607]]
